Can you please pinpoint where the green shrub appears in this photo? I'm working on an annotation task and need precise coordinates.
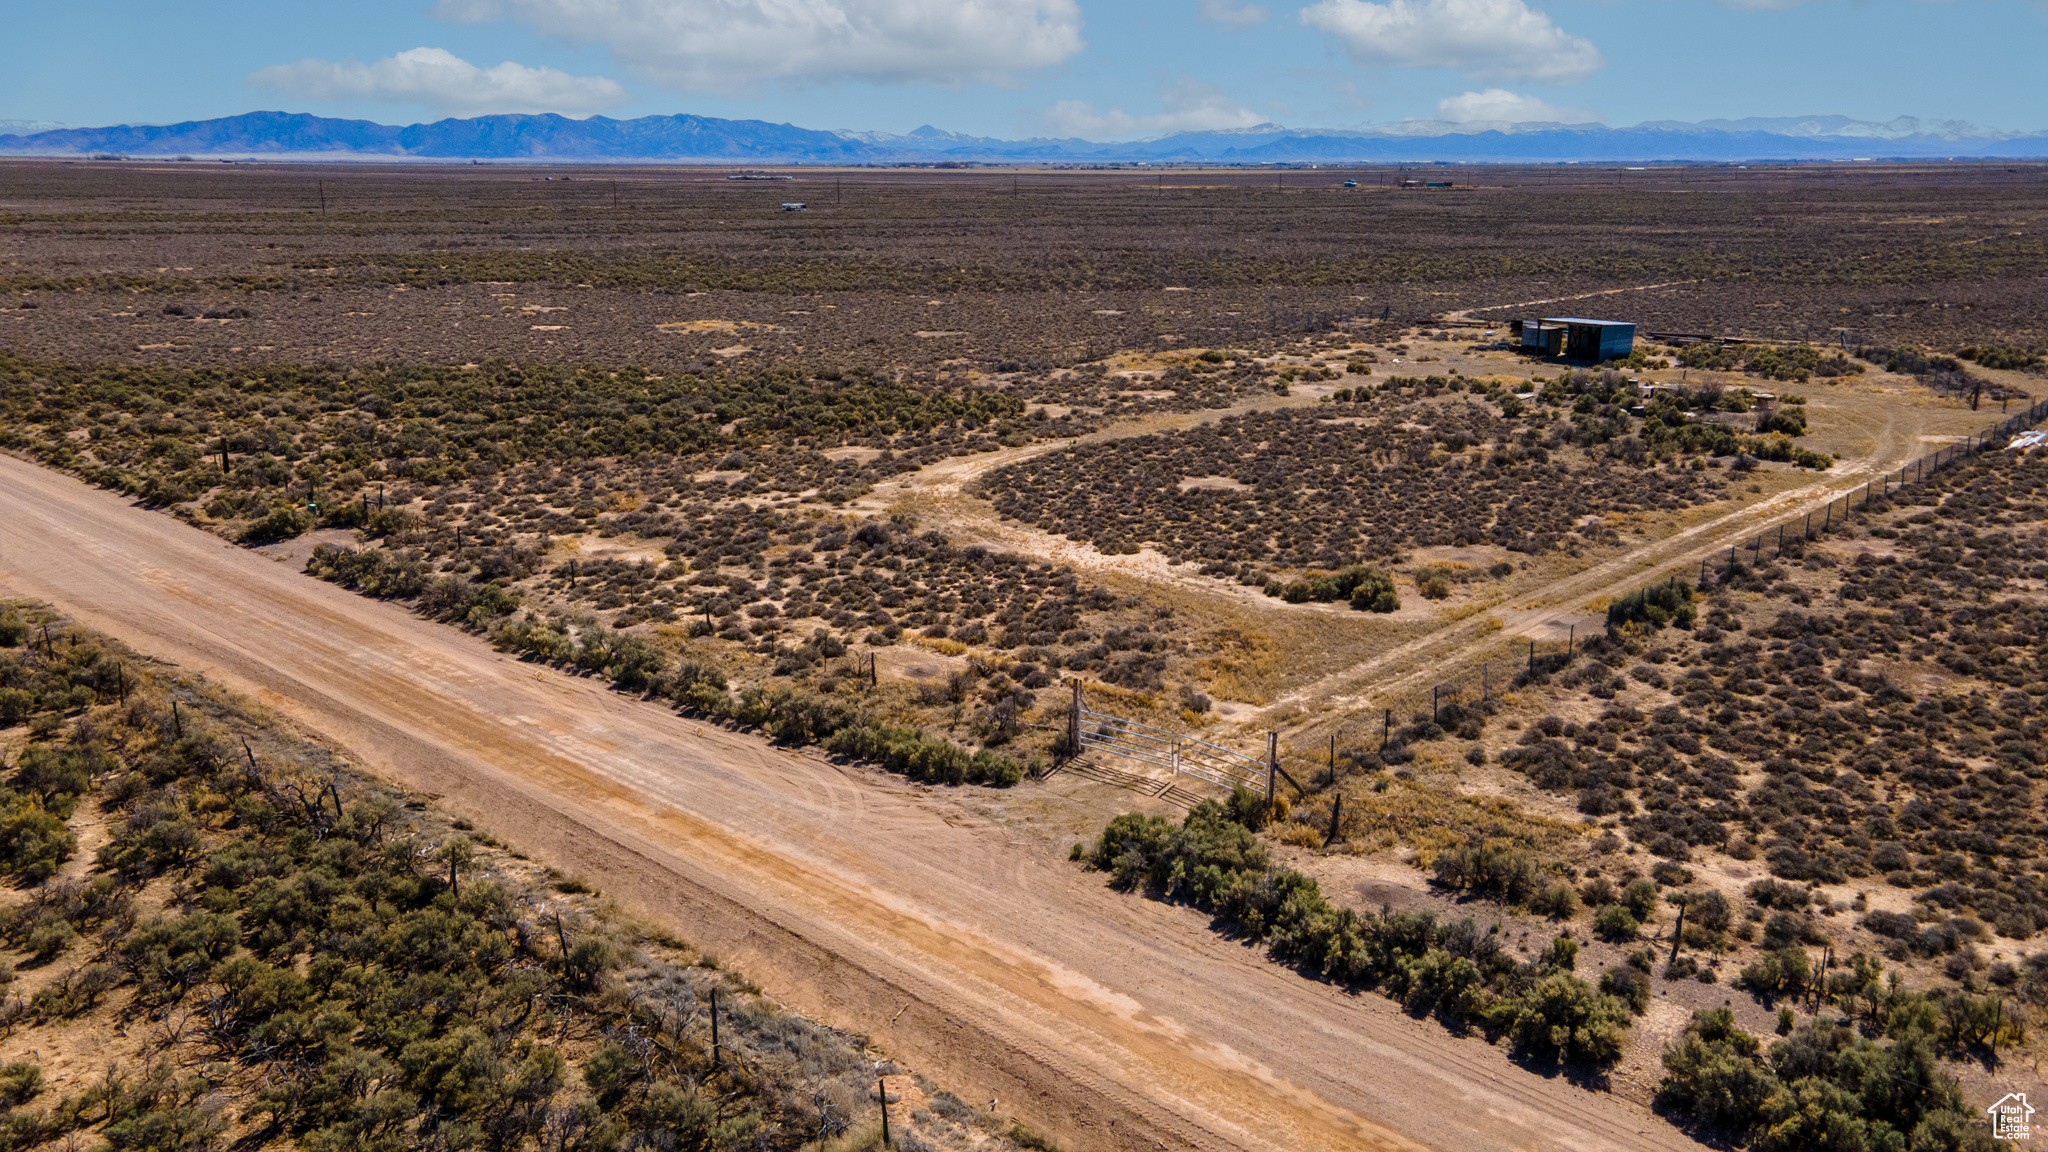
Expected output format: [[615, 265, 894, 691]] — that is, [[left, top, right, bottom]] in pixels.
[[1600, 964, 1650, 1014], [1594, 905, 1640, 942], [1485, 972, 1631, 1065], [1348, 568, 1400, 613], [1086, 802, 1632, 1065], [1607, 578, 1696, 631], [1657, 1008, 1774, 1131], [1265, 565, 1397, 612], [1529, 883, 1580, 920], [1959, 345, 2043, 372], [1756, 407, 1808, 437], [1622, 878, 1661, 920], [0, 1062, 41, 1107], [239, 504, 312, 544], [1738, 946, 1814, 1001], [0, 798, 75, 883], [1431, 841, 1545, 905]]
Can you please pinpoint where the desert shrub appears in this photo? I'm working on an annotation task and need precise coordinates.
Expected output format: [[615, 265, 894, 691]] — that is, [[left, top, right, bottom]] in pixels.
[[1431, 841, 1545, 906], [1658, 1008, 1985, 1149], [1529, 883, 1579, 920], [305, 544, 428, 600], [1593, 905, 1640, 942], [1672, 889, 1732, 945], [0, 608, 920, 1152], [1484, 972, 1631, 1065], [1349, 568, 1400, 613], [238, 503, 311, 544], [1959, 345, 2043, 372], [985, 403, 1726, 570], [1607, 578, 1696, 631], [1085, 802, 1632, 1065], [1600, 964, 1650, 1014], [1755, 406, 1808, 437], [1265, 565, 1396, 610], [1657, 1008, 1774, 1130], [0, 797, 76, 883]]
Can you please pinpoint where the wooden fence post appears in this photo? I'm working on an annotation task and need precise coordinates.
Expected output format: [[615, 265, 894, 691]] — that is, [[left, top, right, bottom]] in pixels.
[[1266, 732, 1278, 805], [1068, 681, 1082, 755], [711, 987, 721, 1069], [879, 1076, 891, 1148]]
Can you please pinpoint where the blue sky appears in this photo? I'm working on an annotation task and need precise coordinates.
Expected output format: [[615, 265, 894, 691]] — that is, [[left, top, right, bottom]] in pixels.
[[4, 0, 2045, 137]]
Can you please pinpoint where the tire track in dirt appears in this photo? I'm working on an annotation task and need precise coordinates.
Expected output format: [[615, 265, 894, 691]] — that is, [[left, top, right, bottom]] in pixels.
[[0, 451, 1702, 1152], [1256, 400, 1919, 720], [1444, 280, 1704, 325]]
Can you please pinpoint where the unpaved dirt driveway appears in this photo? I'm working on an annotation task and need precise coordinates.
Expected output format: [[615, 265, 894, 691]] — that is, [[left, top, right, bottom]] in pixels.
[[0, 452, 1704, 1152]]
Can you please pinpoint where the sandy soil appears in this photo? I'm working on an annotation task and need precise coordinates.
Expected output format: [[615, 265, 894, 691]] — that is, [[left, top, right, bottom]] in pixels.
[[0, 451, 1706, 1152]]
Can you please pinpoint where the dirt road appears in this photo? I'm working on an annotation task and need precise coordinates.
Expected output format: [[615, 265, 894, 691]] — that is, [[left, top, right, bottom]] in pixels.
[[0, 452, 1704, 1151]]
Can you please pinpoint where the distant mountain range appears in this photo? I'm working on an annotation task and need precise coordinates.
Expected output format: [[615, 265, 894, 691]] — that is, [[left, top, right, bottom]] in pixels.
[[3, 110, 2044, 164]]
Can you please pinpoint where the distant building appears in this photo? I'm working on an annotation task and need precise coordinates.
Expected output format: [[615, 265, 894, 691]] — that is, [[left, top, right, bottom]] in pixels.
[[781, 202, 807, 211], [1514, 317, 1634, 361]]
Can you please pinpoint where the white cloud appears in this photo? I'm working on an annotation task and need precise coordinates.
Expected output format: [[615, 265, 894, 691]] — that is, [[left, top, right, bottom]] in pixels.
[[1436, 88, 1592, 123], [1044, 78, 1268, 139], [1199, 0, 1269, 25], [437, 0, 1084, 91], [249, 47, 627, 117], [1299, 0, 1601, 84]]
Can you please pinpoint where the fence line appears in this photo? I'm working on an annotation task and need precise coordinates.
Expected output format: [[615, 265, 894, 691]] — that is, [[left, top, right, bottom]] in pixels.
[[1296, 395, 2048, 783], [1067, 683, 1281, 799], [1643, 396, 2048, 599], [1056, 399, 2046, 801]]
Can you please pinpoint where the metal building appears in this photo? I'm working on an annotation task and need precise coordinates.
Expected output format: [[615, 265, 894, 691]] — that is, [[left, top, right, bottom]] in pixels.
[[1543, 317, 1635, 361]]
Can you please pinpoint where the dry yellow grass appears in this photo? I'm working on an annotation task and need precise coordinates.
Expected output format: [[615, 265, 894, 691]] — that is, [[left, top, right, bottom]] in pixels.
[[1193, 627, 1283, 704], [1294, 777, 1582, 864]]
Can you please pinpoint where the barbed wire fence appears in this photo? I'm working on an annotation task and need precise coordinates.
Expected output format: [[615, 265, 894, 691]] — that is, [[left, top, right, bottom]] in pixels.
[[1054, 395, 2047, 805]]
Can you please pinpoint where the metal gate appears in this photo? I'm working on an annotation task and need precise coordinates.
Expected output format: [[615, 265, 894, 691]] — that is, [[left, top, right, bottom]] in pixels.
[[1071, 687, 1268, 797]]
